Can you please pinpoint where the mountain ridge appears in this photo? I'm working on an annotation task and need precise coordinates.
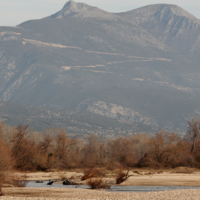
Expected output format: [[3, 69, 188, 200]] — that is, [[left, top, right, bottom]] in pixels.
[[0, 1, 199, 135], [117, 3, 200, 63], [117, 4, 199, 22]]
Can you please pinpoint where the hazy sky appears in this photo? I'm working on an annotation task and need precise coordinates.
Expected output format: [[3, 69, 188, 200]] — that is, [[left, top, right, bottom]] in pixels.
[[0, 0, 200, 26]]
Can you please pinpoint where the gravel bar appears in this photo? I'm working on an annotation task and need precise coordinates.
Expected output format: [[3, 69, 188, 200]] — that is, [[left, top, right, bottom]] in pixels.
[[1, 188, 200, 200]]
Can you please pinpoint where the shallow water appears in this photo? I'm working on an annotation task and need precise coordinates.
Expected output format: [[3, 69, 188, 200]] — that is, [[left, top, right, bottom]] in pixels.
[[110, 185, 200, 192], [27, 181, 89, 189], [26, 181, 200, 192]]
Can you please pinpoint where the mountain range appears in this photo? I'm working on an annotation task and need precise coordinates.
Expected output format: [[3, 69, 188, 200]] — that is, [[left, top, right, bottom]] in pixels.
[[0, 1, 200, 135]]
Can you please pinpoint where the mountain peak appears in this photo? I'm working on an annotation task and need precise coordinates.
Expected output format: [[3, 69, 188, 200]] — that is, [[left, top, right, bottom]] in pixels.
[[117, 4, 198, 23], [151, 4, 197, 20], [46, 1, 117, 21], [62, 0, 88, 11], [49, 0, 94, 19], [63, 0, 75, 8]]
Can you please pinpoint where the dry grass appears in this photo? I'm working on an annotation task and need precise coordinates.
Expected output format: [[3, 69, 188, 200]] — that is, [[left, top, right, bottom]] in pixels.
[[171, 167, 195, 174], [58, 173, 67, 181], [133, 170, 140, 174]]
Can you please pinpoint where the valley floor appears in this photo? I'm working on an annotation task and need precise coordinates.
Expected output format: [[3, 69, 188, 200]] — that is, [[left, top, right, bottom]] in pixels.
[[2, 168, 200, 199]]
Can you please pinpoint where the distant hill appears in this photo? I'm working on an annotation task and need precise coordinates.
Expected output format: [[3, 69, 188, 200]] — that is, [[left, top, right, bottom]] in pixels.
[[0, 1, 200, 135], [0, 100, 159, 138]]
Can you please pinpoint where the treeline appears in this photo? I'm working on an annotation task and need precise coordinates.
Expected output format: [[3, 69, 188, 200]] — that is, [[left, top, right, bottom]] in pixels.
[[0, 118, 200, 174]]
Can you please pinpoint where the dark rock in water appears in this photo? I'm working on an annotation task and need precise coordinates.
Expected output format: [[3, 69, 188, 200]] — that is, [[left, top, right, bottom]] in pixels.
[[35, 180, 43, 183], [47, 180, 54, 185], [63, 179, 71, 185]]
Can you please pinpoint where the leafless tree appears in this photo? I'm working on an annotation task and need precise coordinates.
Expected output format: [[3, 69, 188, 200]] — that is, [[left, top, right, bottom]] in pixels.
[[187, 118, 200, 153], [0, 139, 13, 192]]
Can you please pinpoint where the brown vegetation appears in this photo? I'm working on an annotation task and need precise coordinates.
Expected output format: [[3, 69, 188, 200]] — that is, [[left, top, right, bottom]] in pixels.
[[12, 174, 28, 187], [81, 168, 106, 180], [87, 178, 110, 189], [0, 117, 200, 187], [0, 128, 13, 195], [116, 170, 131, 184], [0, 139, 13, 183], [58, 173, 68, 181], [187, 118, 200, 153]]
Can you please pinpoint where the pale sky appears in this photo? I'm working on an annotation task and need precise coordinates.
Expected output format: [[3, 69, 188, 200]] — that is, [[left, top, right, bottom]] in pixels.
[[0, 0, 200, 26]]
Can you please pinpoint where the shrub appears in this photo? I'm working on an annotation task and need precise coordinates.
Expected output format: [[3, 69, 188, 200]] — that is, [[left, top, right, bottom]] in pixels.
[[87, 178, 110, 189], [116, 170, 130, 184], [81, 168, 106, 180], [11, 125, 36, 171]]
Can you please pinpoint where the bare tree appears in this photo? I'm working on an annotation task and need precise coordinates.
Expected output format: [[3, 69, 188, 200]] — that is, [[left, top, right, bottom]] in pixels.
[[147, 130, 186, 167], [39, 133, 53, 155], [11, 124, 37, 170], [12, 124, 30, 156], [0, 139, 13, 193], [187, 118, 200, 153], [109, 136, 136, 167]]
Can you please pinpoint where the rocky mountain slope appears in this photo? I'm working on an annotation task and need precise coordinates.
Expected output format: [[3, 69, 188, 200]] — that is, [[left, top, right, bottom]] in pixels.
[[0, 100, 158, 138], [0, 1, 200, 134], [117, 4, 200, 63]]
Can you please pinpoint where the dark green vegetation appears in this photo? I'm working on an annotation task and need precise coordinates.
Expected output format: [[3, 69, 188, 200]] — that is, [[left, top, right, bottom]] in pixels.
[[1, 1, 200, 133]]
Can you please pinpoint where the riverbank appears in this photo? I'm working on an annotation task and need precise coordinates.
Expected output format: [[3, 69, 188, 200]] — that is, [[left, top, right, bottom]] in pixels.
[[2, 168, 200, 199], [121, 172, 200, 186], [16, 167, 200, 187]]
